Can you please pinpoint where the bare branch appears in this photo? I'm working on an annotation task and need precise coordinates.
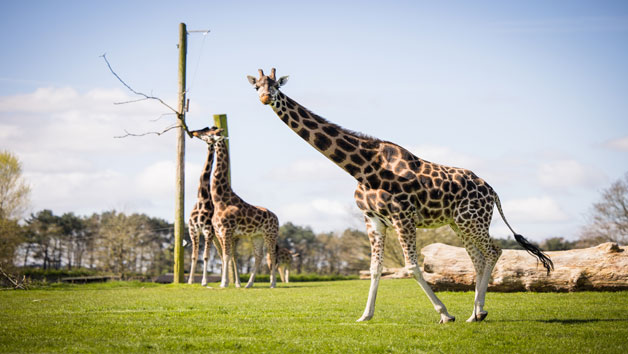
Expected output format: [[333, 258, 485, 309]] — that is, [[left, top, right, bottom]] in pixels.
[[0, 266, 28, 290], [114, 97, 152, 105], [150, 113, 177, 122], [114, 124, 179, 139], [100, 53, 179, 114], [101, 54, 194, 138]]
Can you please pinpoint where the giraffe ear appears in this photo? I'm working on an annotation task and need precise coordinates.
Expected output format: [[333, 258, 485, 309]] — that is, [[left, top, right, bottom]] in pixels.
[[246, 75, 257, 86], [277, 76, 289, 87]]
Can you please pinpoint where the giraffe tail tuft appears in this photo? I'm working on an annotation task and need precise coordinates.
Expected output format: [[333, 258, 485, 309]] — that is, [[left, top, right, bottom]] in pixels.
[[514, 234, 554, 275], [494, 192, 554, 275]]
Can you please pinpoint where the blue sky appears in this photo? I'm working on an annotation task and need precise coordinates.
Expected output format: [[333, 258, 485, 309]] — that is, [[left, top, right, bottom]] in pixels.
[[1, 1, 627, 241]]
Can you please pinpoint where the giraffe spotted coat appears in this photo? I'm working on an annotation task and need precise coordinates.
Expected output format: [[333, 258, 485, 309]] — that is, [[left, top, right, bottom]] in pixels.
[[248, 68, 553, 323]]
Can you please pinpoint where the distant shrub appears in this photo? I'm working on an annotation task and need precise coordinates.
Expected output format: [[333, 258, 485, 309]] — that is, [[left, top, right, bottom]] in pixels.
[[22, 268, 100, 280], [238, 273, 359, 283]]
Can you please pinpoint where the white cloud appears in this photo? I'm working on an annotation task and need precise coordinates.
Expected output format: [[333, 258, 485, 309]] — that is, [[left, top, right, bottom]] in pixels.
[[268, 158, 346, 181], [604, 136, 628, 152], [0, 124, 21, 140], [0, 86, 203, 221], [277, 198, 362, 232], [406, 144, 481, 170], [537, 159, 604, 189], [500, 196, 568, 223], [24, 169, 129, 214], [136, 159, 203, 203]]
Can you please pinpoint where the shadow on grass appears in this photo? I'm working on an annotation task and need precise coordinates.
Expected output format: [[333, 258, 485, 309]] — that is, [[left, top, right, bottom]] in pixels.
[[500, 318, 628, 324], [540, 318, 628, 325]]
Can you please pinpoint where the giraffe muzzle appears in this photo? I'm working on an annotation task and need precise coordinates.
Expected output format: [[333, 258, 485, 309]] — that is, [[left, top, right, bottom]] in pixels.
[[260, 95, 271, 105]]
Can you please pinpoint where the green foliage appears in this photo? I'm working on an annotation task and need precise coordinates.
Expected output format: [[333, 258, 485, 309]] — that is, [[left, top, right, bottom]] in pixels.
[[580, 172, 628, 246], [0, 151, 29, 270], [237, 273, 359, 283], [21, 268, 101, 280], [0, 280, 626, 353], [540, 237, 577, 251], [0, 150, 30, 220], [21, 209, 173, 276], [0, 218, 23, 270]]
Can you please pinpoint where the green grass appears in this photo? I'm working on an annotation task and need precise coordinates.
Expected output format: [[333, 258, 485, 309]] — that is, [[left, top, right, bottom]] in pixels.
[[1, 280, 627, 353]]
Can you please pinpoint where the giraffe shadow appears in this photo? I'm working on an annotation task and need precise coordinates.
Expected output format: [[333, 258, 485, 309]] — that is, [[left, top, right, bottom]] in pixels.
[[499, 318, 628, 324]]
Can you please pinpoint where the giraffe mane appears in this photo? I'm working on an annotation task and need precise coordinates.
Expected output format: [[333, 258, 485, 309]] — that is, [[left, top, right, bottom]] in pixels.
[[284, 94, 383, 144]]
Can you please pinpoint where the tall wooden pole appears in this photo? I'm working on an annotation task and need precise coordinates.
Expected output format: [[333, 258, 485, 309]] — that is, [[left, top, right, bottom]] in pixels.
[[173, 22, 187, 284], [212, 114, 230, 184]]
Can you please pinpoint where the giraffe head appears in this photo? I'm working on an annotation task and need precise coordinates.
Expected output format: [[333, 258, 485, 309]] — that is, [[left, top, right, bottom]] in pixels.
[[191, 126, 227, 146], [247, 68, 289, 105]]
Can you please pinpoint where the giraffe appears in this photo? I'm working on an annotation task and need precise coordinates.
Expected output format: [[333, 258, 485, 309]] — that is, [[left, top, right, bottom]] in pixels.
[[247, 68, 553, 323], [187, 143, 241, 287], [191, 126, 280, 288], [275, 246, 298, 283], [187, 141, 218, 286]]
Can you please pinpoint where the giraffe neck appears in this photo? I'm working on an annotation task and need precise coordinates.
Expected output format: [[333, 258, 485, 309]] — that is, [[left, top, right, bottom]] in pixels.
[[211, 139, 234, 202], [270, 91, 381, 183], [197, 146, 214, 199]]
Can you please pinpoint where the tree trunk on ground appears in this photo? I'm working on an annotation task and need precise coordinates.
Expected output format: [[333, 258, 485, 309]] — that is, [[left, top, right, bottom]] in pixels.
[[360, 242, 628, 292]]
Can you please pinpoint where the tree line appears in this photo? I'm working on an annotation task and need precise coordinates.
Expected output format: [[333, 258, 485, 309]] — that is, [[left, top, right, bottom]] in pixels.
[[1, 150, 627, 280]]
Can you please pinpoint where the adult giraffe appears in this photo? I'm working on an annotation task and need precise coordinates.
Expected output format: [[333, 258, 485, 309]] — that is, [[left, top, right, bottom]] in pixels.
[[187, 142, 241, 287], [247, 68, 553, 323], [191, 127, 279, 288]]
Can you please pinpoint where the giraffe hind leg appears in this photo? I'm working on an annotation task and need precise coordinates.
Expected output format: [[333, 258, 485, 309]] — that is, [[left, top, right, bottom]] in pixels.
[[246, 237, 264, 288], [452, 221, 500, 322]]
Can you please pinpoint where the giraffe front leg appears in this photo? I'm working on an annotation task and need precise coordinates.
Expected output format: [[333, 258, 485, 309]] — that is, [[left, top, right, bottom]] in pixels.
[[231, 239, 241, 288], [219, 237, 232, 288], [187, 226, 199, 284], [357, 215, 386, 322], [201, 230, 214, 287], [395, 216, 454, 324]]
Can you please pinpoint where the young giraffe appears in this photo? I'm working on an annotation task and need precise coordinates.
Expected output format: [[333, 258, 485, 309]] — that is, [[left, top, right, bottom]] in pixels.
[[191, 127, 279, 288], [247, 68, 553, 322], [187, 143, 241, 287], [276, 246, 297, 283]]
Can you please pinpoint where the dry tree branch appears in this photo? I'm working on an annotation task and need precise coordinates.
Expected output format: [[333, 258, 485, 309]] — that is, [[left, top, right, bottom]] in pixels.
[[100, 53, 193, 138], [0, 266, 28, 290], [150, 113, 177, 122], [114, 124, 179, 139], [101, 53, 179, 114]]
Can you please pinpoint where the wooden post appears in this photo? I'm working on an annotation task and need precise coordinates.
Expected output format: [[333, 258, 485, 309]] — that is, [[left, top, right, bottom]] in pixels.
[[213, 114, 230, 184], [173, 22, 187, 284], [213, 114, 234, 280]]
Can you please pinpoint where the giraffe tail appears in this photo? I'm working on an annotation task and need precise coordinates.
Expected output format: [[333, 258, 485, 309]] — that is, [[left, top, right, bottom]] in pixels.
[[494, 193, 554, 275]]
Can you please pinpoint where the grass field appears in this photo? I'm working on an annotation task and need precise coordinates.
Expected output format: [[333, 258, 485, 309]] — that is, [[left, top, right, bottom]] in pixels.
[[1, 280, 627, 353]]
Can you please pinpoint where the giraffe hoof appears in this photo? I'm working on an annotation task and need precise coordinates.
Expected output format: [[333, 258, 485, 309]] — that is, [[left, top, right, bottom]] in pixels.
[[466, 311, 488, 322], [356, 315, 373, 322], [245, 283, 253, 288], [439, 315, 455, 324]]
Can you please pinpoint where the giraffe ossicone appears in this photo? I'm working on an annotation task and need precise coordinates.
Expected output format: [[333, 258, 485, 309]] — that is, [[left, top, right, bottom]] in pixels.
[[248, 68, 553, 323], [191, 126, 280, 289]]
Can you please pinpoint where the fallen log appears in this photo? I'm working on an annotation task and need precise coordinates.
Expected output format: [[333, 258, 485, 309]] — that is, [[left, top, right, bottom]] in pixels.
[[359, 242, 628, 292]]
